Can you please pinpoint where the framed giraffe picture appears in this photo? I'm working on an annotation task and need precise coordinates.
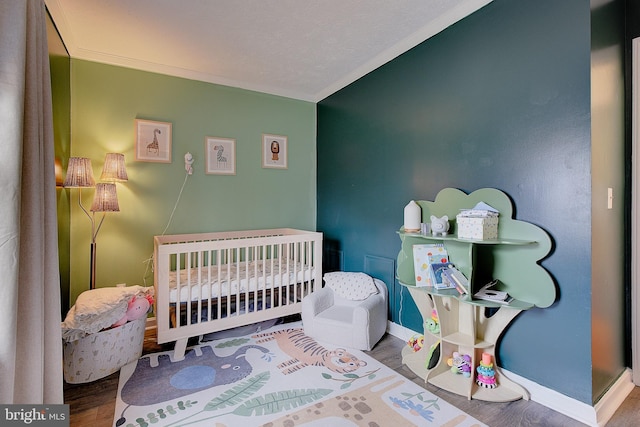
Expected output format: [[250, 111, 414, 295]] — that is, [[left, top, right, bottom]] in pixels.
[[262, 133, 287, 169], [205, 136, 236, 175], [135, 119, 172, 163]]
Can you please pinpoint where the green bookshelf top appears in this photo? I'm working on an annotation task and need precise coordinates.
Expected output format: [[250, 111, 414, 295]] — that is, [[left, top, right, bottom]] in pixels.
[[396, 188, 555, 308]]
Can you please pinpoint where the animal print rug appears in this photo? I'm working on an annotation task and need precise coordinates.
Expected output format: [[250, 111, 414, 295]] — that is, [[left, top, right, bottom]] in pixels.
[[113, 321, 486, 426]]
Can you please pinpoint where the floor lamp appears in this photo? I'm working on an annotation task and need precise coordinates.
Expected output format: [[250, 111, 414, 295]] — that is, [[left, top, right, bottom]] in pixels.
[[63, 157, 97, 289], [89, 183, 120, 289], [64, 155, 126, 290], [93, 153, 128, 288]]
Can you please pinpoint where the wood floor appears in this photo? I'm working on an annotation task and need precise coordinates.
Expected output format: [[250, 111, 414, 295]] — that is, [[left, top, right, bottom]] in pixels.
[[64, 321, 640, 427]]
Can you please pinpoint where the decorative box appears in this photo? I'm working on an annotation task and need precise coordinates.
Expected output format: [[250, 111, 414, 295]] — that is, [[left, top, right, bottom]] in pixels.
[[63, 316, 146, 384], [456, 215, 499, 240]]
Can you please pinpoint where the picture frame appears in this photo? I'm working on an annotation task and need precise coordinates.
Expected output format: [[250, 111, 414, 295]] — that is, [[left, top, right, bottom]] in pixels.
[[205, 136, 236, 175], [135, 119, 172, 163], [262, 134, 288, 169]]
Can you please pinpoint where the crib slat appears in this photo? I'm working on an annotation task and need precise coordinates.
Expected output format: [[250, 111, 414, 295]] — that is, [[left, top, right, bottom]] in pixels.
[[215, 248, 221, 321]]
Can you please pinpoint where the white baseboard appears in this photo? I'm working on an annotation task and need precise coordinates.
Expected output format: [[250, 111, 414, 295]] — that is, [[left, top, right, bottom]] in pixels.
[[502, 368, 634, 427], [502, 369, 598, 425], [386, 322, 634, 427], [387, 320, 419, 343], [593, 368, 635, 426]]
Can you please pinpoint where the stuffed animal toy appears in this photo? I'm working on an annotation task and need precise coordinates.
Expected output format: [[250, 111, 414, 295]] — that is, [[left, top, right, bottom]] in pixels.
[[425, 309, 440, 334], [407, 334, 424, 352], [112, 294, 153, 328], [447, 351, 472, 377]]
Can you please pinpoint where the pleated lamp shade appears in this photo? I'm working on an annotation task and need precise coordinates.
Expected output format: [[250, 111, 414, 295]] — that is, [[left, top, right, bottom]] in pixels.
[[63, 157, 96, 188], [90, 183, 120, 212], [100, 153, 128, 182]]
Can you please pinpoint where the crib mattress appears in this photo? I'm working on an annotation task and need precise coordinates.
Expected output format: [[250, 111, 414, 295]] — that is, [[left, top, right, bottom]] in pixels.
[[167, 259, 315, 303]]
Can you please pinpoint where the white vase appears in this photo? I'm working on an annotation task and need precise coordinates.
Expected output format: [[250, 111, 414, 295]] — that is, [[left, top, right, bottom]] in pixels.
[[404, 200, 421, 232]]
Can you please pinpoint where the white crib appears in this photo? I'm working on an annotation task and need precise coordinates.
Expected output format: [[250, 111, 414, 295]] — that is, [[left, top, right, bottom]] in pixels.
[[154, 228, 322, 359]]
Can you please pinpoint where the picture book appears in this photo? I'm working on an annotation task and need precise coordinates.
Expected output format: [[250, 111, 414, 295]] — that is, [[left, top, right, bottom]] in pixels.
[[441, 265, 469, 294], [430, 262, 457, 289], [412, 244, 448, 287], [474, 280, 513, 304]]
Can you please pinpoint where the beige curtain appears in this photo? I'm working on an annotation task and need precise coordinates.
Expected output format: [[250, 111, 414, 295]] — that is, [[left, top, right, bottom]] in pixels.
[[0, 0, 64, 403]]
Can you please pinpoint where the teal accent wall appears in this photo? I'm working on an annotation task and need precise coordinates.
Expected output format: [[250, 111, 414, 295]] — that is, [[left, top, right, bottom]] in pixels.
[[66, 60, 316, 304], [318, 0, 625, 404]]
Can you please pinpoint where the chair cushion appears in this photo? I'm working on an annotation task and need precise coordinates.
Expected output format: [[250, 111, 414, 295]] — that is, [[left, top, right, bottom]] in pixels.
[[324, 272, 378, 301], [316, 305, 356, 325]]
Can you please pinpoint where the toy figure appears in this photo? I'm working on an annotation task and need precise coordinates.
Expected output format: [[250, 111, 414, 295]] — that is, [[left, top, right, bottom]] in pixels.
[[476, 352, 498, 389], [447, 352, 472, 377], [407, 334, 424, 352], [111, 294, 153, 328], [425, 309, 440, 334]]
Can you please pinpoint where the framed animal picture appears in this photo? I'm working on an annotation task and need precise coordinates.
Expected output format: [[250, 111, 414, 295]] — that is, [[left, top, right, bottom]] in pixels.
[[262, 133, 287, 169], [135, 119, 172, 163], [205, 136, 236, 175]]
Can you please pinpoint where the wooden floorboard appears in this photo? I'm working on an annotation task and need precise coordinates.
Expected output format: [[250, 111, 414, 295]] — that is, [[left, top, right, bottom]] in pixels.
[[64, 323, 639, 427]]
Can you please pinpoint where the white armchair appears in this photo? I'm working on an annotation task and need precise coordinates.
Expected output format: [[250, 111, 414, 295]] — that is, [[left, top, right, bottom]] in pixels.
[[302, 272, 388, 351]]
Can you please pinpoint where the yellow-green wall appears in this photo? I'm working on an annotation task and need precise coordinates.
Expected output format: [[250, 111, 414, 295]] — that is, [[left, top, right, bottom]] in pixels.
[[47, 12, 71, 316], [66, 59, 316, 304]]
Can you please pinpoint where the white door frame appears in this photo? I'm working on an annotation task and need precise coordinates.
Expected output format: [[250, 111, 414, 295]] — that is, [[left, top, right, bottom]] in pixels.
[[631, 37, 640, 386]]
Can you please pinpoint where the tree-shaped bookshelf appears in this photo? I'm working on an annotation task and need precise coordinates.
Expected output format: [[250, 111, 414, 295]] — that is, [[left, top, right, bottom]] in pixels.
[[397, 187, 555, 402]]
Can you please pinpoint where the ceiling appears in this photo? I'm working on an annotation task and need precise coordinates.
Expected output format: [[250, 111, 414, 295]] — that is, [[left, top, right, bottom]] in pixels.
[[45, 0, 491, 102]]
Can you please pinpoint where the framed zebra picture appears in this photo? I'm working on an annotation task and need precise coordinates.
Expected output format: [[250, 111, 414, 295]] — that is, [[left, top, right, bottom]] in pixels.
[[262, 133, 287, 169], [205, 136, 236, 175], [135, 119, 172, 163]]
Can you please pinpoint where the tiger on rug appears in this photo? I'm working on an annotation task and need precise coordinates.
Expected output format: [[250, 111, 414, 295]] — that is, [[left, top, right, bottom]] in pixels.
[[252, 328, 367, 375]]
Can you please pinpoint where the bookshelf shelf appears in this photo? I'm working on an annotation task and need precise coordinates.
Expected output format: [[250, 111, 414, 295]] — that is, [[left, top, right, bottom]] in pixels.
[[440, 331, 490, 348], [397, 188, 555, 402], [401, 231, 536, 246]]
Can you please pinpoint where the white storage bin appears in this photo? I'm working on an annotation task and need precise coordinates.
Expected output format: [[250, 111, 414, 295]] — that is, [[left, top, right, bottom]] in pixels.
[[63, 316, 146, 384]]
